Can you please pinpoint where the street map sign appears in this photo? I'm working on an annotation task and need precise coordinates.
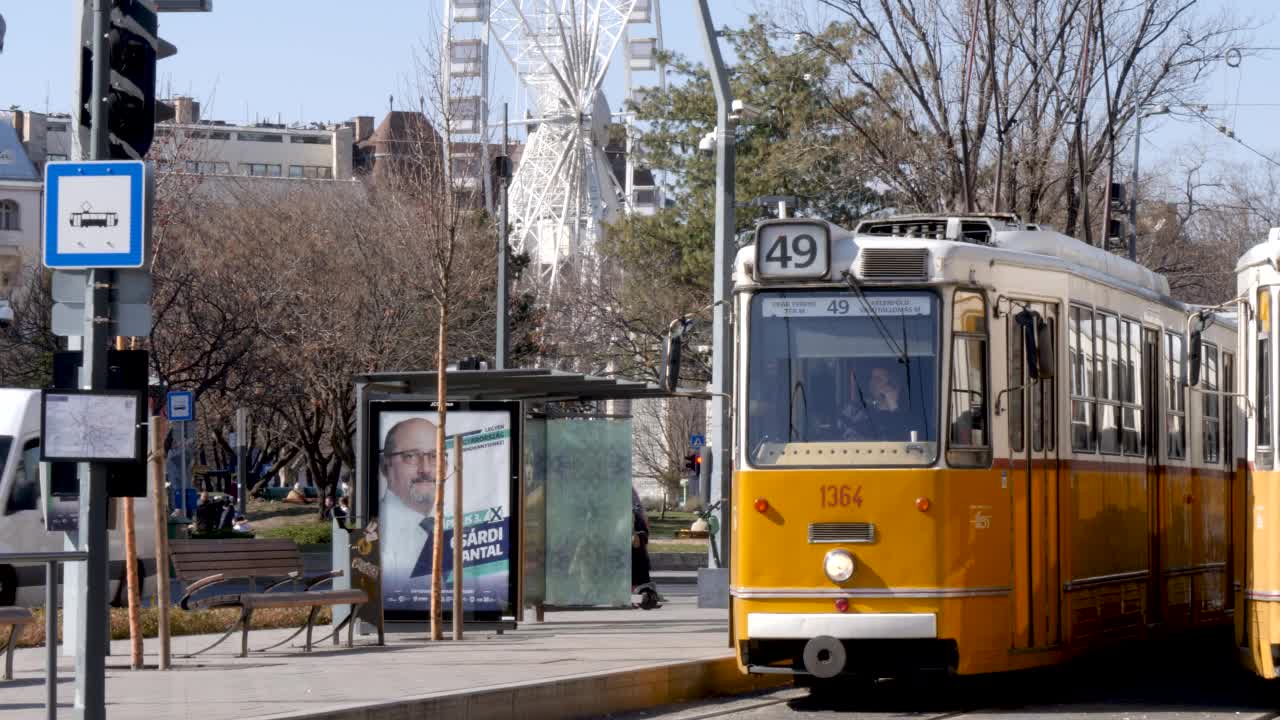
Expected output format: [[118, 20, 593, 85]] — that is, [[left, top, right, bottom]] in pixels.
[[43, 160, 148, 269], [39, 389, 143, 462], [167, 390, 194, 422]]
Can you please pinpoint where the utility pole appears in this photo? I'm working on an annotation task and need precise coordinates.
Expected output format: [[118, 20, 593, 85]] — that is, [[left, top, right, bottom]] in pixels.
[[495, 103, 511, 369], [76, 3, 112, 716], [694, 0, 734, 587]]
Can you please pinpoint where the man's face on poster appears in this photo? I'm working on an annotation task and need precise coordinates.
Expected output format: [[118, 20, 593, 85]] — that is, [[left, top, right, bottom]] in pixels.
[[381, 418, 438, 516]]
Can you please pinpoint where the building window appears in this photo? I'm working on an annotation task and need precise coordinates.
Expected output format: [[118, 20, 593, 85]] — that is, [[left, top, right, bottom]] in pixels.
[[0, 200, 19, 231], [1166, 331, 1186, 459], [1203, 343, 1221, 464], [184, 160, 231, 175], [47, 122, 69, 133], [1069, 305, 1095, 452], [290, 135, 332, 145], [238, 132, 284, 143], [288, 165, 333, 179], [242, 163, 282, 177], [948, 290, 989, 466]]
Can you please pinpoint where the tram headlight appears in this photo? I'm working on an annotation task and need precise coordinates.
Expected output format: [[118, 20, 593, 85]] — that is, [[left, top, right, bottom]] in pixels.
[[823, 549, 856, 583]]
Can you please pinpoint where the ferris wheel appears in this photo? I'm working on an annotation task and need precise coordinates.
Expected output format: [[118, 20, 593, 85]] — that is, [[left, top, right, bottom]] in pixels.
[[442, 0, 666, 292]]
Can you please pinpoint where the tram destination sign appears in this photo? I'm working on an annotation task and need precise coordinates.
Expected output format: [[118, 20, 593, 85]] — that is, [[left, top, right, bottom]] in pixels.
[[762, 295, 932, 318]]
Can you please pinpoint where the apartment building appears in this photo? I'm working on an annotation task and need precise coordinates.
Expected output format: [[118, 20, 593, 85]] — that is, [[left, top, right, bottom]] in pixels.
[[0, 112, 42, 298]]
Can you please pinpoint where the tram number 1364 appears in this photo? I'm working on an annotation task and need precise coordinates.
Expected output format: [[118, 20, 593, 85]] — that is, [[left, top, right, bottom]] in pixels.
[[820, 484, 863, 508]]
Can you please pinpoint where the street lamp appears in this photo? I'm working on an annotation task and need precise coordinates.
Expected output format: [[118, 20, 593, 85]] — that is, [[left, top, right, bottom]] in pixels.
[[1129, 104, 1169, 261]]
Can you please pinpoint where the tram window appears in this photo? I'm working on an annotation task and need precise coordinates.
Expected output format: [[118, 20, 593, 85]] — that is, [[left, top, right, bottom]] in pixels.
[[1224, 352, 1235, 466], [1166, 331, 1187, 459], [745, 290, 940, 467], [1259, 285, 1269, 448], [1203, 344, 1220, 464], [948, 291, 989, 464], [1097, 312, 1121, 454], [1036, 318, 1056, 453], [1069, 305, 1095, 452], [1121, 319, 1144, 455], [1009, 311, 1025, 453]]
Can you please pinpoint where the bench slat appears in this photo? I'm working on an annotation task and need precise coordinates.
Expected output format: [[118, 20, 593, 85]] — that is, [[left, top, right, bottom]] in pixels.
[[242, 589, 366, 610], [174, 564, 302, 579], [172, 554, 301, 567], [171, 539, 298, 552], [172, 550, 300, 560], [0, 608, 35, 624]]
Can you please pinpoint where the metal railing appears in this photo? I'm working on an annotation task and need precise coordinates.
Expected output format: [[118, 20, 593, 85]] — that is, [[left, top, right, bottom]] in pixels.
[[0, 550, 89, 720]]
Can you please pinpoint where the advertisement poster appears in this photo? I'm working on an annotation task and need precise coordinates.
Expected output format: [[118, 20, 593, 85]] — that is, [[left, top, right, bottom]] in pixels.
[[374, 403, 516, 620]]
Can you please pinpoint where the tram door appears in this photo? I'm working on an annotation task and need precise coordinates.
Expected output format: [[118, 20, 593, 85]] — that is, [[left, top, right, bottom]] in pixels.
[[1143, 327, 1163, 626], [1009, 302, 1061, 649]]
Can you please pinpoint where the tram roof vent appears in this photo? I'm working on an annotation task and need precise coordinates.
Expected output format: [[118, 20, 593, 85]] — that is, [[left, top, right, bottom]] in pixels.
[[853, 213, 1021, 244], [857, 247, 930, 282]]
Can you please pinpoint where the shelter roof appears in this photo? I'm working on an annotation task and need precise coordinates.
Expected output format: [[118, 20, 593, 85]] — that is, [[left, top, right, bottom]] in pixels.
[[354, 368, 672, 403]]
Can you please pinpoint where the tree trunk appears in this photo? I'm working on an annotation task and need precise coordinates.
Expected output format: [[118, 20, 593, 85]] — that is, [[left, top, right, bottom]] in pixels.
[[430, 300, 449, 641]]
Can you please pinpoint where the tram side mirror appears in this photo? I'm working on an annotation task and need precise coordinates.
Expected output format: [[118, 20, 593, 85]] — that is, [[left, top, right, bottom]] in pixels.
[[1034, 315, 1055, 380], [1016, 309, 1054, 380], [660, 318, 691, 393], [1189, 327, 1204, 388]]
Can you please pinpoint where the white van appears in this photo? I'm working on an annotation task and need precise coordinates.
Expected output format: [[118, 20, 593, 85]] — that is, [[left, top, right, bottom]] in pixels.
[[0, 388, 156, 606]]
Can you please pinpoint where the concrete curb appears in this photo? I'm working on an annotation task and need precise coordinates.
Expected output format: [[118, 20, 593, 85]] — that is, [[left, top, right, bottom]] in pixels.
[[259, 655, 791, 720]]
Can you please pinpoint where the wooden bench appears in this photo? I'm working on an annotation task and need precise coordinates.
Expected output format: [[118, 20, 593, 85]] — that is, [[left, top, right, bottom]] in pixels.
[[1, 607, 35, 680], [169, 538, 378, 658]]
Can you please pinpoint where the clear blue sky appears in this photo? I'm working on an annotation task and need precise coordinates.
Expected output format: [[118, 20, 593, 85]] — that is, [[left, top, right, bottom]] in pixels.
[[0, 1, 1276, 172], [0, 1, 759, 136]]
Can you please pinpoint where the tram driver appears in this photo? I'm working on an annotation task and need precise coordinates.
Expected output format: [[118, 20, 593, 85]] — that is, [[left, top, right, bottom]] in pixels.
[[836, 362, 914, 442]]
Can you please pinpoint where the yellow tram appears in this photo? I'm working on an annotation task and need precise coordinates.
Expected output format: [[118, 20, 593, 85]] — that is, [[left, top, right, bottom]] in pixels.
[[719, 213, 1241, 680], [1232, 230, 1280, 678]]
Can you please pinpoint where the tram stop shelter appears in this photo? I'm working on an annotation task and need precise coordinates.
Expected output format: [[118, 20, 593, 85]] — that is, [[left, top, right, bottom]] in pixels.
[[333, 368, 674, 632]]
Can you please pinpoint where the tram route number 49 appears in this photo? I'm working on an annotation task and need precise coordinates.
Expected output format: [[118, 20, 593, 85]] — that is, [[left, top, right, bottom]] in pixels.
[[820, 484, 862, 508], [756, 222, 829, 279]]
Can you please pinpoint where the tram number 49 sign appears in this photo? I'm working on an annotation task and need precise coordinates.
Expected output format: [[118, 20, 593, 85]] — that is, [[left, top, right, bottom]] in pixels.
[[820, 484, 862, 508], [755, 221, 830, 280]]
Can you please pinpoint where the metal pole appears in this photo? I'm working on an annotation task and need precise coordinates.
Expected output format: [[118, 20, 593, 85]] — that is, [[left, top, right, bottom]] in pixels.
[[45, 560, 57, 720], [76, 2, 111, 715], [1128, 111, 1141, 262], [180, 421, 187, 514], [452, 433, 464, 641], [236, 407, 247, 515], [150, 417, 171, 670], [496, 103, 510, 369], [694, 0, 734, 574]]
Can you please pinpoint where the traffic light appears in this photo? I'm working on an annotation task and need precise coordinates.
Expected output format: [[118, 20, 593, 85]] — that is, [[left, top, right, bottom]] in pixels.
[[79, 0, 176, 159], [683, 452, 697, 473]]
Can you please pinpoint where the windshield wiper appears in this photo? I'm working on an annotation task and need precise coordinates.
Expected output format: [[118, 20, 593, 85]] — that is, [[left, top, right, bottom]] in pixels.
[[839, 270, 908, 365]]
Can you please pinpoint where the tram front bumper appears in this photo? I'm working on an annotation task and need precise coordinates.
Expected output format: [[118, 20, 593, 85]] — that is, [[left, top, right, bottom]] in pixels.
[[746, 612, 937, 640]]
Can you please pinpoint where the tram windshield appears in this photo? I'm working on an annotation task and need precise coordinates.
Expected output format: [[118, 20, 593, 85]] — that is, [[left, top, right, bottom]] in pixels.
[[746, 290, 939, 466]]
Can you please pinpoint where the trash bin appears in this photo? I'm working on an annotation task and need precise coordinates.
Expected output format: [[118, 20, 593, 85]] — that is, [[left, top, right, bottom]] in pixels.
[[166, 516, 189, 540]]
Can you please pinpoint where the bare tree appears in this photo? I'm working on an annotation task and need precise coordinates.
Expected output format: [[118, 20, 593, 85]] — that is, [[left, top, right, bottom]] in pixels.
[[631, 397, 706, 516]]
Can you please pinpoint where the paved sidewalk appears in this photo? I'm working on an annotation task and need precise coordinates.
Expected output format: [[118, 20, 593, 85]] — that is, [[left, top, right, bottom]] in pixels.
[[0, 596, 780, 720]]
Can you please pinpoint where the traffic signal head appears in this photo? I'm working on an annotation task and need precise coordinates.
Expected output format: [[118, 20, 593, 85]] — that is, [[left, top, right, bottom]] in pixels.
[[80, 0, 170, 159], [683, 452, 697, 472]]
